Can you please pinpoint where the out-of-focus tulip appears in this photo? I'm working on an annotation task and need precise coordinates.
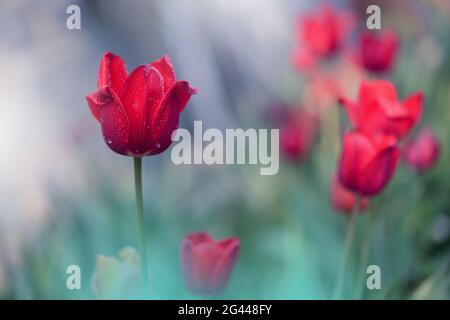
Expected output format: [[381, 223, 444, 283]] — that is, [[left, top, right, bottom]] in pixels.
[[359, 30, 398, 72], [180, 232, 240, 296], [291, 47, 317, 72], [91, 247, 142, 299], [338, 130, 400, 196], [280, 110, 318, 162], [297, 5, 353, 58], [339, 80, 423, 139], [404, 127, 440, 171], [86, 52, 197, 156], [330, 173, 369, 214]]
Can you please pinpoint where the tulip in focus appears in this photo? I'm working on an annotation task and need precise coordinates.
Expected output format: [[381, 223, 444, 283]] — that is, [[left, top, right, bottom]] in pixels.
[[180, 232, 240, 296], [86, 51, 197, 156], [404, 127, 440, 171], [297, 5, 353, 58], [338, 130, 400, 196], [359, 30, 398, 72], [330, 173, 369, 214], [339, 80, 423, 139]]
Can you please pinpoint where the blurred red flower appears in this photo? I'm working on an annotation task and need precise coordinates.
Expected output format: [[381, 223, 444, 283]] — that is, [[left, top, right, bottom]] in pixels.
[[404, 127, 440, 171], [338, 131, 400, 196], [280, 110, 318, 162], [359, 30, 398, 73], [297, 5, 353, 58], [339, 80, 423, 139], [181, 232, 240, 296], [291, 47, 317, 72], [86, 52, 197, 156], [330, 173, 369, 214]]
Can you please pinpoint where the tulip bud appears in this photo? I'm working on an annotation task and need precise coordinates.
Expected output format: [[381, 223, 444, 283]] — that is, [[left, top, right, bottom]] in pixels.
[[180, 232, 240, 296], [297, 5, 353, 58], [359, 30, 398, 73], [280, 110, 318, 163], [404, 127, 440, 171], [338, 130, 400, 196]]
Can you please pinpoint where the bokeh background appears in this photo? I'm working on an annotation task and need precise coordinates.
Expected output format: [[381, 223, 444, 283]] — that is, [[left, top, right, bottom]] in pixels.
[[0, 0, 449, 299]]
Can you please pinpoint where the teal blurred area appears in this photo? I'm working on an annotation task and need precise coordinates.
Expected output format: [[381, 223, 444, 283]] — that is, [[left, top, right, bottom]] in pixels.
[[0, 0, 449, 299]]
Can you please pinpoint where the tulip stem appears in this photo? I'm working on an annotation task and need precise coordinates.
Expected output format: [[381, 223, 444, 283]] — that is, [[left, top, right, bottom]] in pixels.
[[355, 208, 373, 299], [332, 197, 359, 300], [133, 157, 149, 297]]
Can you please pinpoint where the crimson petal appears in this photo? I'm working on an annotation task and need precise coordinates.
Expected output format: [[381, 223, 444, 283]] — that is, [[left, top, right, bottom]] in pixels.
[[97, 52, 128, 95], [359, 145, 400, 196], [86, 87, 130, 155], [120, 65, 165, 155], [148, 81, 195, 155], [150, 55, 176, 91]]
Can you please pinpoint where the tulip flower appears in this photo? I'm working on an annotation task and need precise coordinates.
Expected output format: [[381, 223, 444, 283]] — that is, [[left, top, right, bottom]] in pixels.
[[297, 5, 353, 58], [359, 30, 398, 72], [181, 232, 240, 296], [339, 80, 423, 139], [330, 173, 369, 214], [280, 110, 318, 162], [86, 51, 197, 156], [404, 127, 440, 171], [338, 130, 400, 196], [86, 51, 197, 297]]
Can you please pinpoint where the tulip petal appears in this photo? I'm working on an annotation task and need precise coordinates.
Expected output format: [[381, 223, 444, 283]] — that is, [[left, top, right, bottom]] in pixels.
[[86, 87, 130, 155], [360, 80, 398, 104], [148, 81, 195, 155], [380, 92, 423, 138], [98, 52, 128, 95], [211, 238, 240, 294], [359, 145, 400, 196], [338, 131, 376, 193], [120, 65, 165, 154], [150, 55, 176, 91], [401, 91, 423, 125]]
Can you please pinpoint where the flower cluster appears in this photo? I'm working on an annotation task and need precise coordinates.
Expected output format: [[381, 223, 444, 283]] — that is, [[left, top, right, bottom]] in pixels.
[[289, 5, 440, 214]]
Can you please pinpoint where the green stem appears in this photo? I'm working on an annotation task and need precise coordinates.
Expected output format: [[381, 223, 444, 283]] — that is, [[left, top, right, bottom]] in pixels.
[[355, 208, 373, 300], [133, 157, 149, 297], [332, 197, 359, 300]]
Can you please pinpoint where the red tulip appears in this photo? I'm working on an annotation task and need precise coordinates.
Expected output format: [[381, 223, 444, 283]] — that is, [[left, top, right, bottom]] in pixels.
[[180, 232, 240, 296], [339, 80, 423, 139], [404, 127, 440, 171], [280, 110, 318, 162], [86, 52, 197, 156], [297, 5, 353, 57], [330, 173, 369, 214], [338, 130, 400, 196], [359, 30, 398, 72]]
